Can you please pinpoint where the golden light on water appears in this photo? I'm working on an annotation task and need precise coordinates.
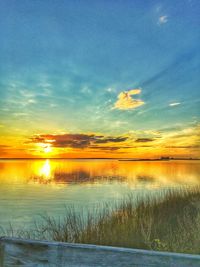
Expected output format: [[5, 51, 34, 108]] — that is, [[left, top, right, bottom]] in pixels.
[[0, 159, 200, 186], [39, 159, 51, 178], [26, 159, 200, 186]]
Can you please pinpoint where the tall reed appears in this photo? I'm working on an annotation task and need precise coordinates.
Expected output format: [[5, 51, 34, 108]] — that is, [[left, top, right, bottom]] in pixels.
[[1, 187, 200, 254]]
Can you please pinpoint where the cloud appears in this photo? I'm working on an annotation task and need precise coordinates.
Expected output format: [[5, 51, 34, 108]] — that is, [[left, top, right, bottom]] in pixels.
[[27, 99, 36, 104], [30, 134, 93, 148], [0, 145, 11, 148], [89, 146, 127, 151], [158, 15, 168, 24], [26, 124, 200, 157], [106, 87, 116, 93], [165, 145, 200, 149], [113, 89, 145, 110], [28, 133, 129, 149], [135, 138, 155, 143], [158, 124, 200, 152], [112, 121, 128, 128], [13, 112, 28, 117], [81, 86, 92, 94], [94, 136, 127, 144], [169, 102, 181, 107]]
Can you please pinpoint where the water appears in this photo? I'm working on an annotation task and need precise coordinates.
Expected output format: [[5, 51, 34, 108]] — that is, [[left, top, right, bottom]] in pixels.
[[0, 159, 200, 229]]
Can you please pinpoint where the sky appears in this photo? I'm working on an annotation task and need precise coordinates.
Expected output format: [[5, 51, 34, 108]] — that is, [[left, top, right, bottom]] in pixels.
[[0, 0, 199, 158]]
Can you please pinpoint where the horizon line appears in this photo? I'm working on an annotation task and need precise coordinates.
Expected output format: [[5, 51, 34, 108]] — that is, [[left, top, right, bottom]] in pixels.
[[0, 157, 199, 161]]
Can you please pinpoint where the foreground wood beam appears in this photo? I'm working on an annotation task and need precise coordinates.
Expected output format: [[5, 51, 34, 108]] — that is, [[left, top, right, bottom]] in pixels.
[[1, 237, 200, 267]]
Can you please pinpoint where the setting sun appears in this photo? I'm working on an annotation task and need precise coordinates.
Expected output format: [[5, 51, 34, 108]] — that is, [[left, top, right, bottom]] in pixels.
[[44, 144, 52, 153], [38, 143, 52, 154]]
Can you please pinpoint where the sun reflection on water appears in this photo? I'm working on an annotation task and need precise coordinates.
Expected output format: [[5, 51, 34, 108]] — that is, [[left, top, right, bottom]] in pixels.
[[1, 159, 199, 187], [28, 159, 54, 184], [39, 159, 52, 179]]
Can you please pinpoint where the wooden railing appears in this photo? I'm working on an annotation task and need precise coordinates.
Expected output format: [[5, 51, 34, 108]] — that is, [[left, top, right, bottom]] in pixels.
[[1, 237, 200, 266]]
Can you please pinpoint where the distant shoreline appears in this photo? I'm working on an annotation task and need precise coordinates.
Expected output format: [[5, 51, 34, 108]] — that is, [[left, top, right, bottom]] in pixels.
[[118, 158, 200, 161]]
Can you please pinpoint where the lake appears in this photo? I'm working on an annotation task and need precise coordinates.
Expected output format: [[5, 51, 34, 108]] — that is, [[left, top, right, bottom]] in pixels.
[[0, 159, 200, 230]]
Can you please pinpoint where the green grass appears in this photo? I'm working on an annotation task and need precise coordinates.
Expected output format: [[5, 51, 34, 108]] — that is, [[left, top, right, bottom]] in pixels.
[[1, 188, 200, 254]]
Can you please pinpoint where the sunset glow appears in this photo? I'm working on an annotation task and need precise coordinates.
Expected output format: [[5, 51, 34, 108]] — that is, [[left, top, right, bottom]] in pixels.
[[0, 1, 199, 159], [42, 144, 52, 154], [1, 2, 200, 260]]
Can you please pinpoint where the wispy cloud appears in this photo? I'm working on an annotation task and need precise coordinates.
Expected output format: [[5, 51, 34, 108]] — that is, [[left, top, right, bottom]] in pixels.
[[27, 99, 37, 104], [169, 102, 181, 107], [13, 112, 28, 117], [158, 15, 168, 24], [80, 86, 92, 94], [112, 120, 128, 128], [113, 89, 145, 110], [160, 124, 200, 150], [106, 87, 116, 93], [0, 145, 11, 148]]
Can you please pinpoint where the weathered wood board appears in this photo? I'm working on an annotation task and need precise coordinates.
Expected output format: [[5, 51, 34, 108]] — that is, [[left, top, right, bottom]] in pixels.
[[1, 237, 200, 267]]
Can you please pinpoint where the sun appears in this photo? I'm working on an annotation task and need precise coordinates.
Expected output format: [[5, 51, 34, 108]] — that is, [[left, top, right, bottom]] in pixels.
[[36, 142, 53, 155], [43, 144, 52, 153]]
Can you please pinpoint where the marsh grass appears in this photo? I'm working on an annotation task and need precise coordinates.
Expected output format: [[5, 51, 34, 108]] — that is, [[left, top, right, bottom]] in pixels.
[[1, 188, 200, 254]]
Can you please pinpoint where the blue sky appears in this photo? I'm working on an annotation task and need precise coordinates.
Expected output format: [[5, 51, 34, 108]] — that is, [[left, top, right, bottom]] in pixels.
[[0, 0, 199, 158]]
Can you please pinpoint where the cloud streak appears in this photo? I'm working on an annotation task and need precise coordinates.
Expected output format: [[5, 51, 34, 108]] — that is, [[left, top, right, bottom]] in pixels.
[[169, 102, 181, 107]]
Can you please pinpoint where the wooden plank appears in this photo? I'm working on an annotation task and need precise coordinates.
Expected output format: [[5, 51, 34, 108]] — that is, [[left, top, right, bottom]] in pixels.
[[1, 237, 200, 267]]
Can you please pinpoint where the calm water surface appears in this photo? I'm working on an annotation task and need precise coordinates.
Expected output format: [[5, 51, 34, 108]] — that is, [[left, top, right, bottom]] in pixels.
[[0, 159, 200, 229]]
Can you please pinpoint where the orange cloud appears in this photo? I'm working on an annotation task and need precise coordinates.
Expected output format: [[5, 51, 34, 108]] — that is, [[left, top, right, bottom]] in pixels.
[[28, 133, 128, 149], [113, 89, 145, 110]]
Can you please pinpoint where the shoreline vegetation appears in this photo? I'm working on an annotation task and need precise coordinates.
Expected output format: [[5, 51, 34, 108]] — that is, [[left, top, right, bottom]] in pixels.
[[1, 187, 200, 254]]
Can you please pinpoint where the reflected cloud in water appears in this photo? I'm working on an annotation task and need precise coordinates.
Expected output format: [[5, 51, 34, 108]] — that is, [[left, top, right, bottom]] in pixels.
[[31, 160, 126, 185], [136, 175, 155, 183], [0, 159, 200, 188], [25, 159, 200, 187], [0, 159, 200, 229]]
